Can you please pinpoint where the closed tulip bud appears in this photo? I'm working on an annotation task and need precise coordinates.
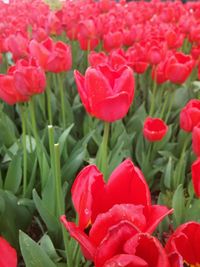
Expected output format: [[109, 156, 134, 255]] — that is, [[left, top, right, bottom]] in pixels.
[[180, 99, 200, 132], [74, 64, 134, 122]]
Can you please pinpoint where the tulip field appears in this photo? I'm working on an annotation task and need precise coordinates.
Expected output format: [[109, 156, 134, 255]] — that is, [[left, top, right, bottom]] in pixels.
[[1, 0, 200, 266]]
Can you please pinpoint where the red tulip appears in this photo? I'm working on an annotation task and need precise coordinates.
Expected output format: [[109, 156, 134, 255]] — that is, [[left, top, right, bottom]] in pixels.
[[29, 37, 72, 73], [74, 64, 134, 122], [103, 31, 123, 52], [10, 58, 46, 97], [143, 117, 168, 142], [0, 74, 29, 105], [191, 158, 200, 198], [165, 52, 194, 84], [192, 123, 200, 157], [165, 221, 200, 266], [60, 159, 172, 265], [0, 237, 17, 267], [4, 31, 29, 61], [180, 99, 200, 132], [126, 44, 149, 74], [88, 51, 107, 67]]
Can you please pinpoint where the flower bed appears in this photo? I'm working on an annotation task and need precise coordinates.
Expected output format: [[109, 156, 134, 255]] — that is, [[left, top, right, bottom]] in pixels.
[[0, 0, 200, 266]]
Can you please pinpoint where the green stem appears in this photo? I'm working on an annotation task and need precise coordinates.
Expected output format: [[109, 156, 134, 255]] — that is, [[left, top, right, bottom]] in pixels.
[[57, 73, 66, 128], [149, 67, 157, 116], [99, 122, 110, 180], [54, 144, 72, 267], [174, 134, 191, 188], [46, 74, 53, 125], [29, 98, 39, 145], [19, 104, 27, 197], [160, 92, 170, 119]]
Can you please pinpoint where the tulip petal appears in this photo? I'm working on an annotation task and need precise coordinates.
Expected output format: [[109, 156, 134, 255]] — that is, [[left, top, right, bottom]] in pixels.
[[124, 233, 170, 267], [0, 237, 17, 267], [95, 221, 139, 267], [85, 67, 113, 108], [71, 165, 105, 229], [74, 70, 91, 113], [60, 215, 96, 260], [89, 204, 145, 247], [105, 159, 151, 207], [103, 254, 148, 267], [113, 67, 134, 104], [92, 92, 131, 122], [144, 205, 173, 234], [192, 158, 200, 197]]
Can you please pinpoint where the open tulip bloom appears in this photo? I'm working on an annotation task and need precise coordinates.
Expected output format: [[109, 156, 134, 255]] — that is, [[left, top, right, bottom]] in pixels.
[[61, 159, 172, 266]]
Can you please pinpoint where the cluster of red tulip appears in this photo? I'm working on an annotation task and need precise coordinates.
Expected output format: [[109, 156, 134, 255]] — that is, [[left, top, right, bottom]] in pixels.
[[1, 0, 200, 266]]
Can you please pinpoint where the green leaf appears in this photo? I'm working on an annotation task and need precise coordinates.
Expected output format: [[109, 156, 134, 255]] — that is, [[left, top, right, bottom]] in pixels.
[[4, 153, 22, 193], [58, 124, 74, 155], [163, 157, 173, 189], [39, 234, 62, 262], [172, 184, 185, 228], [19, 231, 57, 267], [32, 190, 61, 240]]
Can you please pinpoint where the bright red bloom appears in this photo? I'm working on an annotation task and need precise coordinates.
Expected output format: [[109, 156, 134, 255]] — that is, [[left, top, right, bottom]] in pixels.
[[0, 74, 29, 105], [165, 52, 194, 84], [180, 99, 200, 132], [192, 123, 200, 157], [165, 221, 200, 267], [9, 58, 46, 97], [191, 158, 200, 198], [29, 37, 72, 73], [143, 117, 168, 142], [61, 159, 172, 265], [0, 237, 17, 267], [126, 44, 149, 74], [74, 64, 134, 122], [4, 31, 29, 61], [103, 31, 123, 52]]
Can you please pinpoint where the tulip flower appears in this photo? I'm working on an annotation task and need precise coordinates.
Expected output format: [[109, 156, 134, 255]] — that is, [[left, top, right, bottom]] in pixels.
[[126, 44, 149, 74], [191, 158, 200, 198], [103, 31, 123, 52], [9, 58, 46, 97], [180, 99, 200, 132], [0, 237, 17, 267], [0, 73, 29, 105], [192, 123, 200, 157], [4, 31, 29, 61], [165, 52, 194, 84], [143, 117, 168, 142], [74, 64, 134, 122], [29, 37, 72, 73], [165, 221, 200, 267], [61, 159, 172, 265]]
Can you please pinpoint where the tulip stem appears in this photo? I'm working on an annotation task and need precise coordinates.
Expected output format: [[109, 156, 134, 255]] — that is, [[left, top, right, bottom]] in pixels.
[[54, 144, 72, 267], [99, 122, 110, 180], [46, 74, 53, 125], [29, 98, 39, 146], [57, 73, 66, 128], [19, 104, 27, 197], [149, 68, 157, 116]]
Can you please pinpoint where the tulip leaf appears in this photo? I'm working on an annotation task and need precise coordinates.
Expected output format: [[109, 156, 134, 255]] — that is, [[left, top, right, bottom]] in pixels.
[[33, 189, 61, 240], [4, 152, 22, 194], [58, 123, 74, 155], [163, 157, 173, 189], [39, 234, 62, 262], [19, 231, 57, 267], [172, 184, 185, 228]]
